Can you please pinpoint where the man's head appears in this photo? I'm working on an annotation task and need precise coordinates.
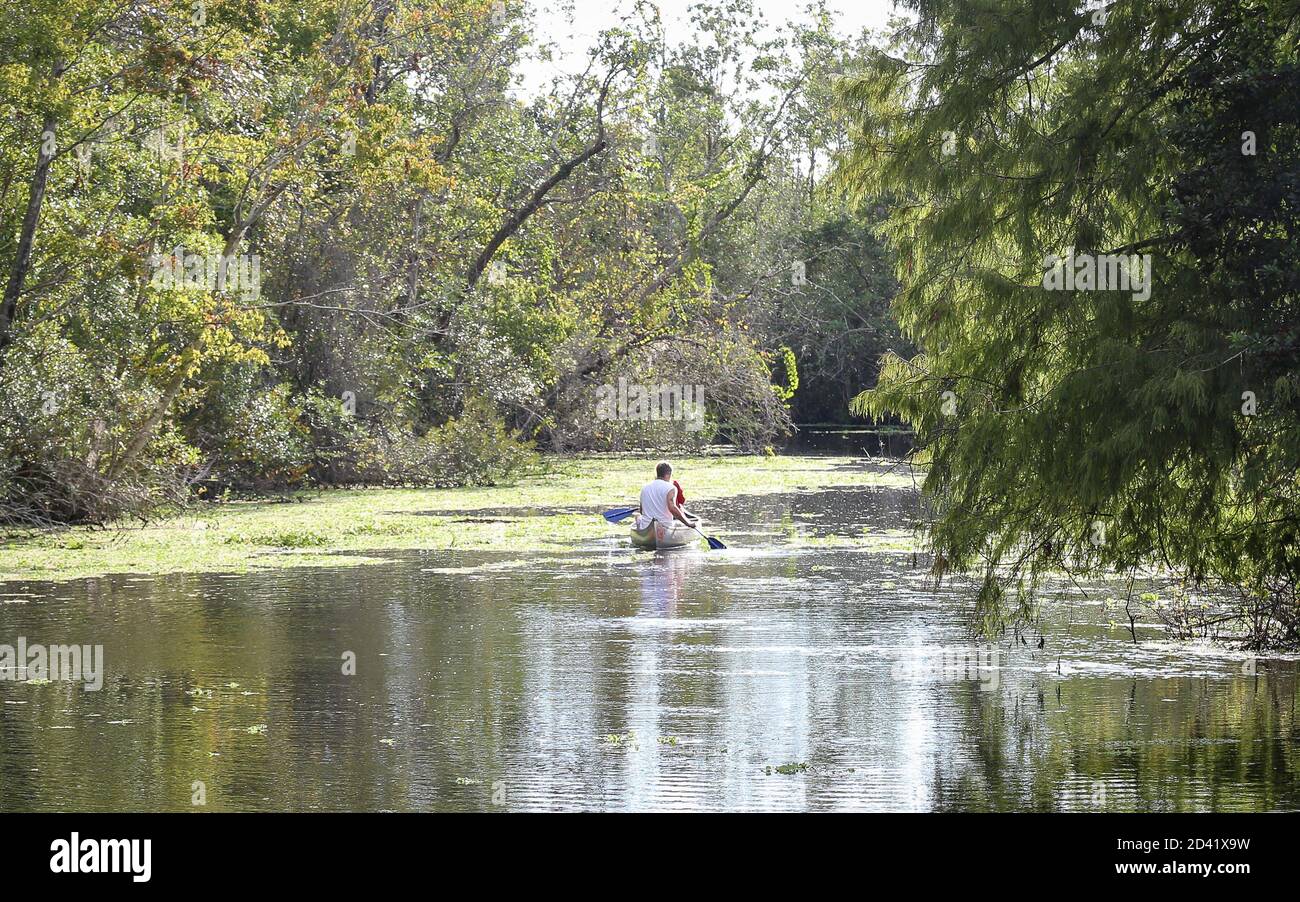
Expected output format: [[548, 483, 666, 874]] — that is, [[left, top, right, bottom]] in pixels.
[[656, 461, 673, 480]]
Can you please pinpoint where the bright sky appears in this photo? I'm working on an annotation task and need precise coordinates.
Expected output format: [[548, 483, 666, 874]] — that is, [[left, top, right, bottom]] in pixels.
[[519, 0, 900, 93]]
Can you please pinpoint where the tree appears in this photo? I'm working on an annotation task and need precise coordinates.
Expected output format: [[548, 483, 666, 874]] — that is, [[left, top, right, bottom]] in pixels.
[[837, 0, 1300, 645], [0, 0, 883, 521]]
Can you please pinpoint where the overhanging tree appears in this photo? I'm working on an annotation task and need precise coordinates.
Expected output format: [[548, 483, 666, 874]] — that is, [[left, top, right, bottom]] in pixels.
[[837, 0, 1300, 646]]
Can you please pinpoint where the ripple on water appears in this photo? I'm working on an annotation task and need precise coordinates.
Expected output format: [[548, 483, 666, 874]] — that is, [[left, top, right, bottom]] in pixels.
[[0, 486, 1297, 811]]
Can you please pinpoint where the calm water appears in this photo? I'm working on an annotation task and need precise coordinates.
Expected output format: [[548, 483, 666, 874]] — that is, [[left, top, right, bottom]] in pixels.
[[1, 461, 1296, 811], [784, 425, 913, 458]]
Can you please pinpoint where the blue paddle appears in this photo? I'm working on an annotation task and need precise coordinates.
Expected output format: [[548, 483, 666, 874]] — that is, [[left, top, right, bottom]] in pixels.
[[688, 523, 727, 550], [602, 506, 638, 524]]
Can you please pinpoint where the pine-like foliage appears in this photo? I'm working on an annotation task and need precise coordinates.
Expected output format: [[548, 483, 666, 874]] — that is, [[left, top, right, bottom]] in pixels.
[[836, 0, 1300, 645]]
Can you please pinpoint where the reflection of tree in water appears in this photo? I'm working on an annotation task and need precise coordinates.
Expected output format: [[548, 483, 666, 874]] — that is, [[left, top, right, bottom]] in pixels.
[[929, 665, 1300, 812], [703, 479, 921, 542]]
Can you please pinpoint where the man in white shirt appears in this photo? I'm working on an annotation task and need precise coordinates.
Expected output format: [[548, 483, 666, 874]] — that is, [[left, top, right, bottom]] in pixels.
[[635, 461, 698, 531]]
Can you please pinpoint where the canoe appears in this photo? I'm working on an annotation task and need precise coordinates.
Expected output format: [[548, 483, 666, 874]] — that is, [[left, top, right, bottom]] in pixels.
[[630, 520, 696, 550]]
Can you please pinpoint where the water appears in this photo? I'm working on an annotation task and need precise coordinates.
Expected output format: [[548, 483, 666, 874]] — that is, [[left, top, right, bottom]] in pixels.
[[783, 426, 913, 458], [1, 462, 1296, 811]]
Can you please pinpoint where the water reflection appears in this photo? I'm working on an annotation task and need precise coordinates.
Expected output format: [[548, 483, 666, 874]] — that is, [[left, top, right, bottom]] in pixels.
[[783, 427, 913, 458], [0, 472, 1297, 811], [636, 551, 698, 617]]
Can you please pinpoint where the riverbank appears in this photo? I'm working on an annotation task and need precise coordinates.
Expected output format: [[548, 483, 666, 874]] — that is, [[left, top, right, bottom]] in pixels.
[[0, 454, 912, 584]]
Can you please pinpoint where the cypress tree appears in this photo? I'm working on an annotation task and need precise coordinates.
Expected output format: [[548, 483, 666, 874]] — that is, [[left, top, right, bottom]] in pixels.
[[836, 0, 1300, 644]]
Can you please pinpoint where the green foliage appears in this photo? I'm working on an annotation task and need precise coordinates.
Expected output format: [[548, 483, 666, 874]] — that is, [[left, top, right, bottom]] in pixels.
[[196, 373, 314, 490], [404, 396, 540, 488], [268, 389, 538, 489], [769, 215, 909, 422], [0, 0, 886, 523], [838, 0, 1300, 646], [771, 347, 799, 402]]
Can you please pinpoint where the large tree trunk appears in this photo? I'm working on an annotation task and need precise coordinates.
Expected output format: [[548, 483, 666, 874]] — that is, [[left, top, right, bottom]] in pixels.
[[1, 112, 59, 354]]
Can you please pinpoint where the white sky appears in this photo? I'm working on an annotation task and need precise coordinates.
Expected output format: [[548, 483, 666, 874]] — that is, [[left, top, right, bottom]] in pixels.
[[519, 0, 900, 92]]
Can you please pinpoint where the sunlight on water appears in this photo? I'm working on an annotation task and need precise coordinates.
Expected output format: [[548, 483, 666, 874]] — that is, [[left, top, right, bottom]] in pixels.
[[0, 462, 1296, 811]]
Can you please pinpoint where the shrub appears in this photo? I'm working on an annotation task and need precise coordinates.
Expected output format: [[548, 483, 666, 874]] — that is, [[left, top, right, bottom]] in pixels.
[[407, 396, 539, 487]]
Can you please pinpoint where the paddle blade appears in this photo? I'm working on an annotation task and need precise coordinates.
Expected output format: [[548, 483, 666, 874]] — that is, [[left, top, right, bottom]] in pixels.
[[602, 506, 638, 524], [705, 535, 726, 550]]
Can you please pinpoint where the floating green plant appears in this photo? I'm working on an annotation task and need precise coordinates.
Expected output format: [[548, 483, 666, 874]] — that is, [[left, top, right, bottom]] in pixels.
[[765, 762, 808, 775]]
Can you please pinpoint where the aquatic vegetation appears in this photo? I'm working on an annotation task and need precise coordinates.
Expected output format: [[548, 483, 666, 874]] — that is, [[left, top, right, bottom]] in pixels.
[[226, 530, 329, 548], [792, 530, 920, 552], [765, 762, 808, 775], [0, 456, 908, 583], [603, 730, 640, 748]]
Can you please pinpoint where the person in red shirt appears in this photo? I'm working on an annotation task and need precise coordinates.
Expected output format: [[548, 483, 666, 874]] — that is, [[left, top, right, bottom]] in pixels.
[[672, 479, 699, 526]]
